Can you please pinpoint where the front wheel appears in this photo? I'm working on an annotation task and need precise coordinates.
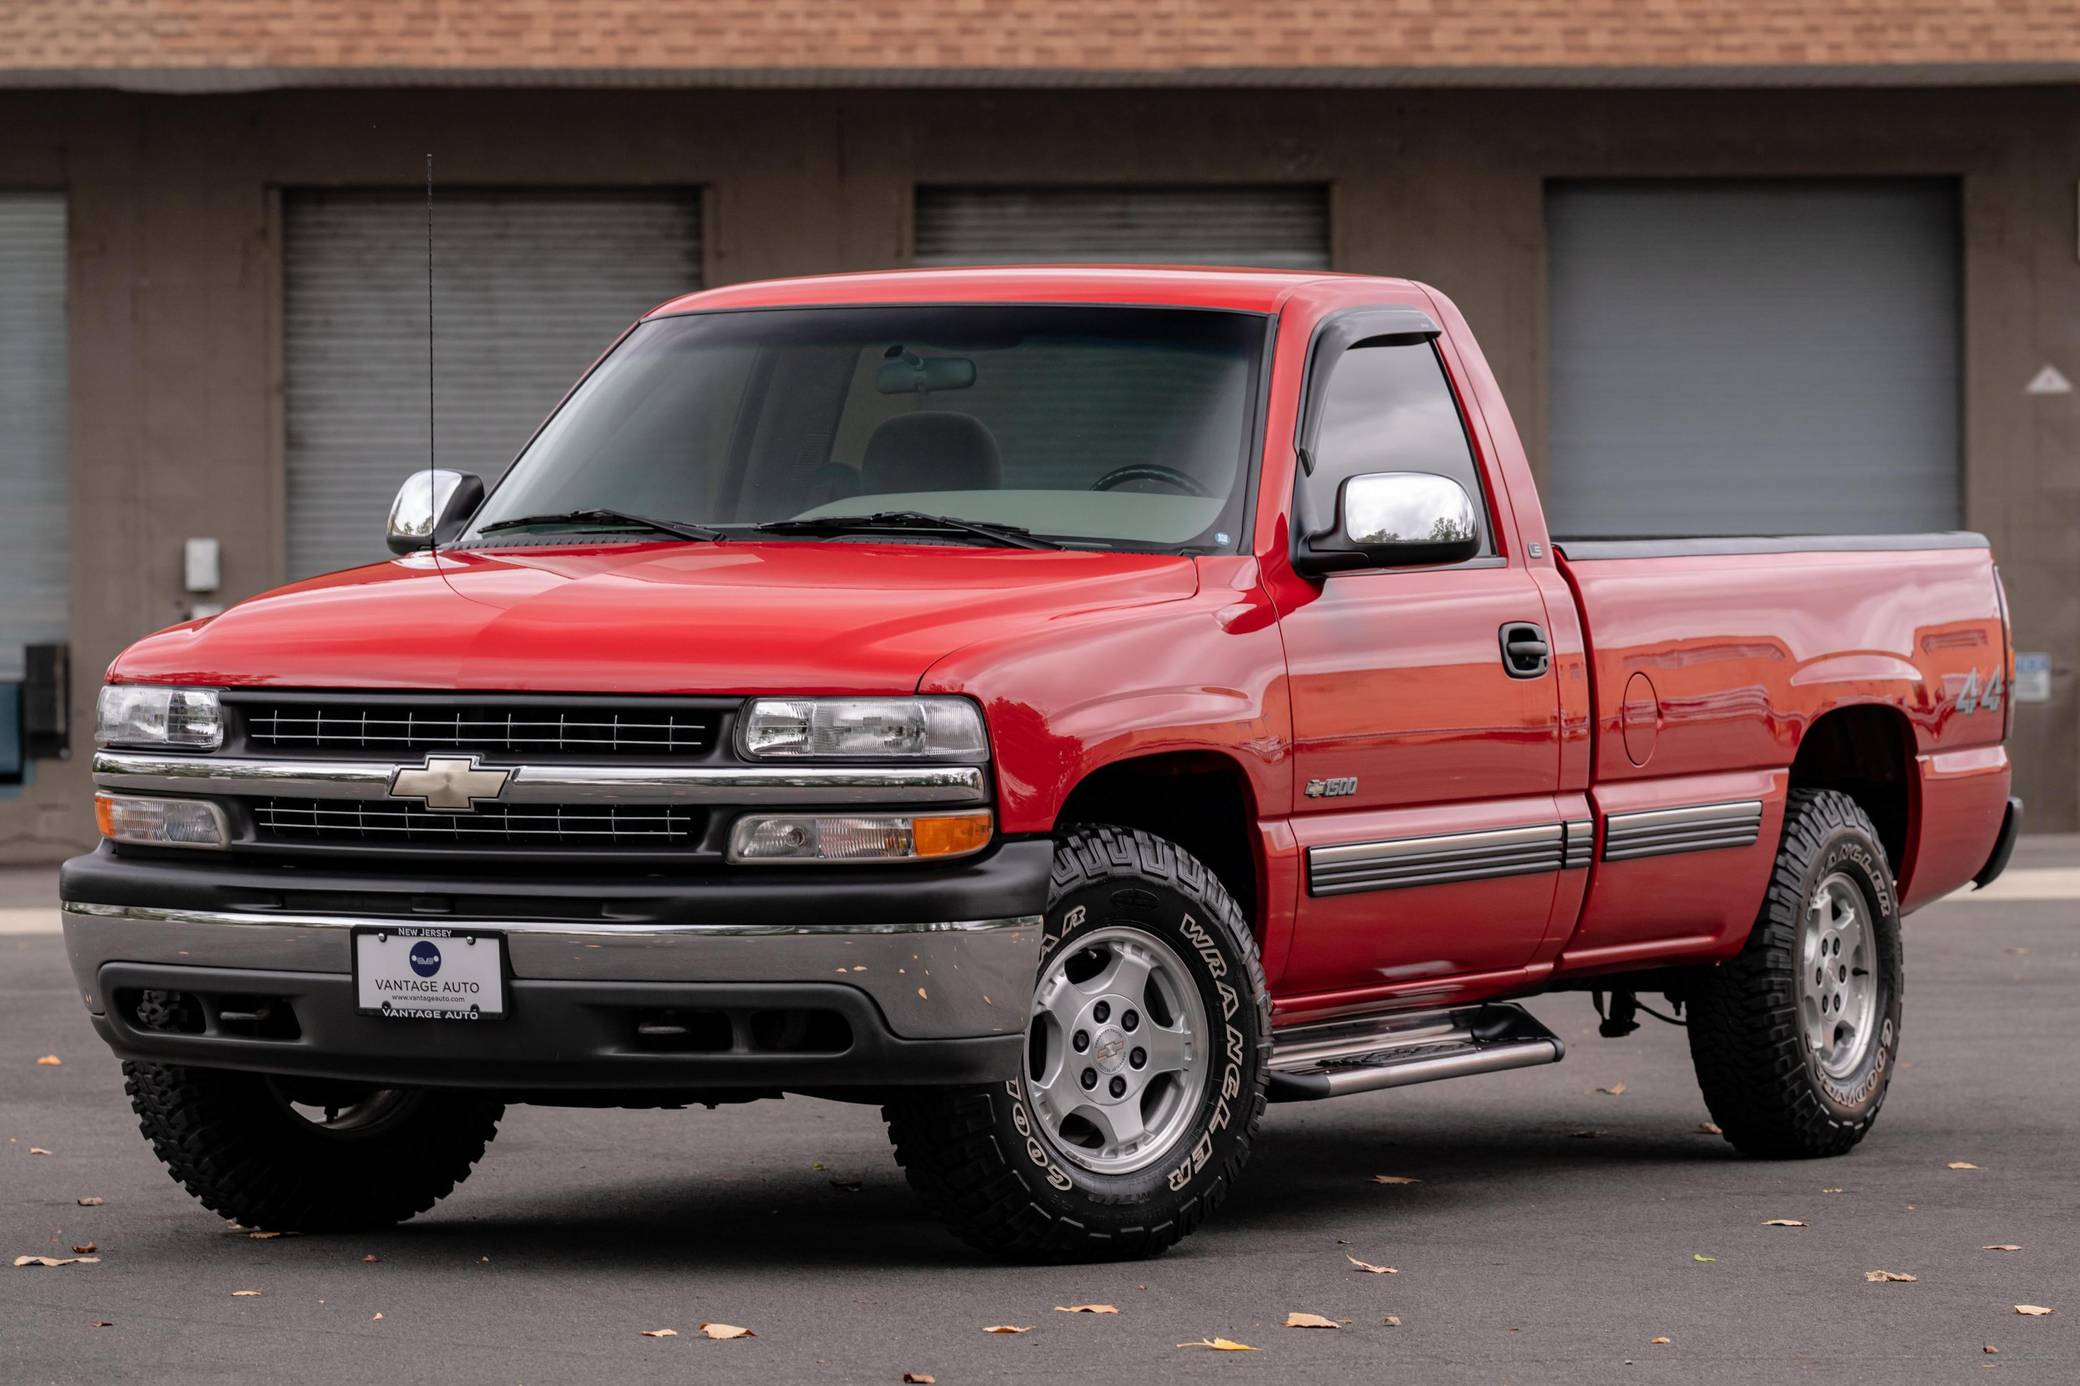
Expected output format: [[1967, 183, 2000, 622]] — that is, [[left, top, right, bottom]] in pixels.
[[125, 1061, 503, 1231], [1687, 789, 1904, 1158], [884, 825, 1271, 1261]]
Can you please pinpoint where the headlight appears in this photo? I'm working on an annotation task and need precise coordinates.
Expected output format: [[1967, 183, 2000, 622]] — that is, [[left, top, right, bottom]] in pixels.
[[730, 810, 993, 864], [740, 697, 987, 760], [94, 793, 230, 850], [95, 685, 223, 750]]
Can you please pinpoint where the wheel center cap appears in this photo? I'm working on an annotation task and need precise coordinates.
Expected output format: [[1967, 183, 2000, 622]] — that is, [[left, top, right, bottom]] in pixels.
[[1091, 1027, 1128, 1072]]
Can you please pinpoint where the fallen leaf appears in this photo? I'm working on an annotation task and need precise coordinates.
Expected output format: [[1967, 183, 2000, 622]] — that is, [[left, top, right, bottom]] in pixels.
[[698, 1322, 754, 1340], [28, 1147, 51, 1156], [982, 1325, 1031, 1335], [1692, 1254, 1716, 1263], [1650, 1336, 1672, 1345], [1984, 1344, 2000, 1354], [1595, 1083, 1627, 1096], [232, 1289, 263, 1297], [2015, 1305, 2054, 1317], [363, 1253, 380, 1263], [1948, 1161, 1981, 1170], [1984, 1244, 2021, 1252], [1822, 1188, 1844, 1194], [1285, 1312, 1341, 1329], [1865, 1271, 1918, 1282], [1346, 1254, 1398, 1274], [1177, 1338, 1257, 1351], [92, 1321, 113, 1328], [1371, 1174, 1421, 1185], [1382, 1315, 1402, 1327], [76, 1198, 105, 1207], [916, 987, 928, 1000], [829, 1179, 864, 1194], [1695, 1121, 1723, 1135], [1762, 1219, 1807, 1227], [241, 1230, 283, 1240], [71, 1243, 96, 1254], [639, 1328, 678, 1338], [904, 1375, 937, 1384], [1054, 1304, 1118, 1314], [1569, 1129, 1600, 1139], [370, 1313, 383, 1321], [35, 1055, 61, 1066], [14, 1255, 99, 1268]]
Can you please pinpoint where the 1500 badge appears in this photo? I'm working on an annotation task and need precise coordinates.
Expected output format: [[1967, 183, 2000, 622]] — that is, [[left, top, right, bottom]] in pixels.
[[1305, 776, 1359, 799]]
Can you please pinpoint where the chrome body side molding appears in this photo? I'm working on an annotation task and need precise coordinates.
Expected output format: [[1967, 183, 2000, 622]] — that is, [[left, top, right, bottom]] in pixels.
[[1307, 823, 1565, 896], [1601, 800, 1765, 862]]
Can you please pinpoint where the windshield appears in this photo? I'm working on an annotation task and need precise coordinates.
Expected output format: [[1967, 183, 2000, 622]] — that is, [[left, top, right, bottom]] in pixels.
[[462, 304, 1267, 552]]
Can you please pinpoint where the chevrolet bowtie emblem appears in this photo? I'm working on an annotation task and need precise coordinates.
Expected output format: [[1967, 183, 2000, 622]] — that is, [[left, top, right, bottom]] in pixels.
[[388, 755, 512, 812]]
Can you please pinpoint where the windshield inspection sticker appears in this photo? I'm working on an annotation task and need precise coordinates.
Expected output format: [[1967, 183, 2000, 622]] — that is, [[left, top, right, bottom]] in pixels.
[[354, 927, 507, 1019]]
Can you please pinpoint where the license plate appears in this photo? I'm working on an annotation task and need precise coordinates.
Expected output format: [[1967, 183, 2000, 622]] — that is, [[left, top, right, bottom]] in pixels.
[[353, 926, 507, 1020]]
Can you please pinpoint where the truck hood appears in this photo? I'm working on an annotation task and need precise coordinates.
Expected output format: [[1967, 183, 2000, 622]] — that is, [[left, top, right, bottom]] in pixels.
[[110, 541, 1201, 694]]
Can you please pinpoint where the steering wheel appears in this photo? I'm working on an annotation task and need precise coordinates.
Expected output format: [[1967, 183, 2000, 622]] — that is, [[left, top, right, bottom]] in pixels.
[[1090, 464, 1208, 496]]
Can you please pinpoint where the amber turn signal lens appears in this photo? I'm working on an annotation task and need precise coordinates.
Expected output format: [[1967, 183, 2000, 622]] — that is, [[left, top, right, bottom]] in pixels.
[[94, 794, 118, 839], [911, 811, 995, 859]]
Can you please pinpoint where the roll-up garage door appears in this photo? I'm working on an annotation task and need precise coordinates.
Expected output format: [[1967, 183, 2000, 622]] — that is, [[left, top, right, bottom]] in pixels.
[[1544, 179, 1959, 537], [914, 186, 1329, 269], [284, 190, 701, 579], [0, 193, 67, 683]]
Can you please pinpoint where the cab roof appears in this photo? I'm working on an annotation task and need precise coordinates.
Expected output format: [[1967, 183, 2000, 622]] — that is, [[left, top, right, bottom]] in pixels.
[[646, 265, 1413, 317]]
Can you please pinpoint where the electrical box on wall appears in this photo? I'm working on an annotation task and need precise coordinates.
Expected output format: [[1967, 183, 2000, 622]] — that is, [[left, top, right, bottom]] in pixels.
[[22, 643, 69, 761]]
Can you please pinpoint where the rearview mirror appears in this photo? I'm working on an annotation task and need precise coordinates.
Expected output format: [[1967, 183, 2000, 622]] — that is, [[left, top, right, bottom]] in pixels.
[[1296, 471, 1480, 575], [386, 468, 486, 555]]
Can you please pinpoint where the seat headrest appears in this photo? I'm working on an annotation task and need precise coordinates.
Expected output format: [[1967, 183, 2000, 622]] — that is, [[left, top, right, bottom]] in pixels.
[[861, 412, 1002, 495]]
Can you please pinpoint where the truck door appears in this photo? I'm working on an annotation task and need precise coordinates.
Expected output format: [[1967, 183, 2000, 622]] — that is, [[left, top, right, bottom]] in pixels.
[[1274, 328, 1565, 1001]]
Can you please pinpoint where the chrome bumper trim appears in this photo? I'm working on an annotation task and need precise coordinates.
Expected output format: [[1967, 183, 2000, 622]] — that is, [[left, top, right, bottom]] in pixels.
[[60, 900, 1035, 938], [60, 902, 1042, 1040], [91, 752, 988, 806]]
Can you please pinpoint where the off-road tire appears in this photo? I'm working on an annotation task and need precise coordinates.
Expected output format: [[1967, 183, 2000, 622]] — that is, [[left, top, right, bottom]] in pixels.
[[125, 1061, 503, 1231], [1687, 789, 1904, 1158], [884, 825, 1272, 1261]]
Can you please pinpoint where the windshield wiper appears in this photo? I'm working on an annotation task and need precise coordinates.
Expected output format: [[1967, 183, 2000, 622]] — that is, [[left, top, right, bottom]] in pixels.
[[476, 508, 726, 543], [751, 510, 1062, 551]]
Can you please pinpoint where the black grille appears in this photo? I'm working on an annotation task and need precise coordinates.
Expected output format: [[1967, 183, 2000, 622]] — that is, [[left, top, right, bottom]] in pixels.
[[253, 799, 702, 850], [239, 700, 721, 758]]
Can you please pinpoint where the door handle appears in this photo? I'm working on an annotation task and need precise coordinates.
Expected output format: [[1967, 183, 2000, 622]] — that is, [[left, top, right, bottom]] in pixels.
[[1500, 622, 1550, 678]]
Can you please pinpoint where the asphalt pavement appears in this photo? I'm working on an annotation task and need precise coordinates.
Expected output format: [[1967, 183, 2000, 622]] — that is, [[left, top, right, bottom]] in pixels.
[[3, 855, 2075, 1384]]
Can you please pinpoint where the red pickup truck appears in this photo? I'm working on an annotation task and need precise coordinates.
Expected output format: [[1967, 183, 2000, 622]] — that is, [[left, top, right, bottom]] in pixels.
[[63, 267, 2018, 1261]]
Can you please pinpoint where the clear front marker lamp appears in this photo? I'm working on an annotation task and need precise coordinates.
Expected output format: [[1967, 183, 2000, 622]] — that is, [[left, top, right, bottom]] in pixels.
[[95, 685, 224, 750], [730, 810, 993, 864], [95, 794, 230, 850], [740, 697, 987, 760]]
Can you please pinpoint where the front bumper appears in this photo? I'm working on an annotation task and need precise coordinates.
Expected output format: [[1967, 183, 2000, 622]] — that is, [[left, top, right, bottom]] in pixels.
[[60, 842, 1051, 1091]]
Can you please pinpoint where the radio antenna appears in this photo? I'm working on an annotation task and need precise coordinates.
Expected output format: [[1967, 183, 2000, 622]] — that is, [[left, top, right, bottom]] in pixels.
[[425, 152, 437, 566]]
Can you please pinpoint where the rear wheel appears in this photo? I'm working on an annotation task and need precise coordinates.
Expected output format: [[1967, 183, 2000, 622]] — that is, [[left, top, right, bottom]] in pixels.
[[884, 825, 1271, 1261], [1687, 789, 1903, 1157], [125, 1061, 503, 1231]]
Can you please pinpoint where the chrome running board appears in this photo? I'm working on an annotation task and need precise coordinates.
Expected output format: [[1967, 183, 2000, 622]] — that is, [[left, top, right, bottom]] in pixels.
[[1266, 1002, 1565, 1102]]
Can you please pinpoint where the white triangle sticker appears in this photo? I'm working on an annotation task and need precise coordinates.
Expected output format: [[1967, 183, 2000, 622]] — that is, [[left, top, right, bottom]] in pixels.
[[2025, 364, 2072, 395]]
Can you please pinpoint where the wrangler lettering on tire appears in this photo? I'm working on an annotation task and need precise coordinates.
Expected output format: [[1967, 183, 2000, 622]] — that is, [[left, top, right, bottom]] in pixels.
[[883, 825, 1271, 1261]]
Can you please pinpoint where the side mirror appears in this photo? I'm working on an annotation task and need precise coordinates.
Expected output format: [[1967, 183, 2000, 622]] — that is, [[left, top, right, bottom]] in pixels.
[[1295, 471, 1480, 576], [386, 469, 485, 555]]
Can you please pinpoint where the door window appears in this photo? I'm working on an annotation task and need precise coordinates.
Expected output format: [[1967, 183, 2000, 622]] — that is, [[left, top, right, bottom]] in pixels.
[[1305, 341, 1493, 556]]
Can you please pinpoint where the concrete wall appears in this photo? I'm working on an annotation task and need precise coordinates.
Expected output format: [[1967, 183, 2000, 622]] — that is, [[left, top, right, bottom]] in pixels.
[[1, 84, 2073, 860]]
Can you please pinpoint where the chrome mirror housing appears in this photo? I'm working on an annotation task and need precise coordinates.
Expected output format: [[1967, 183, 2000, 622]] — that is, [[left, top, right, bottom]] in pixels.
[[386, 469, 486, 555], [1296, 471, 1481, 575]]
